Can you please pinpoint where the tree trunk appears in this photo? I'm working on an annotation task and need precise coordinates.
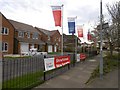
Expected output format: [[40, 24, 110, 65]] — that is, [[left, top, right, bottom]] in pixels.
[[109, 42, 113, 56]]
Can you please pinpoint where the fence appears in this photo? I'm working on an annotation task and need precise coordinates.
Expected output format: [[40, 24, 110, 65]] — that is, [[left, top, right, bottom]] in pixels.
[[2, 53, 97, 89], [2, 54, 75, 89], [2, 55, 44, 89]]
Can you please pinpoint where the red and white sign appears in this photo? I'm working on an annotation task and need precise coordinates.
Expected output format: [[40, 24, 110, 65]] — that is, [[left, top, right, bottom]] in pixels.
[[44, 56, 70, 71], [54, 56, 70, 68], [80, 53, 86, 60], [51, 6, 62, 27], [77, 26, 83, 37], [44, 58, 55, 71]]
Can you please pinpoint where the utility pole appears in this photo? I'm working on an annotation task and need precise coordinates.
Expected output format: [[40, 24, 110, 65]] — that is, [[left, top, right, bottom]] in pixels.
[[100, 0, 103, 79]]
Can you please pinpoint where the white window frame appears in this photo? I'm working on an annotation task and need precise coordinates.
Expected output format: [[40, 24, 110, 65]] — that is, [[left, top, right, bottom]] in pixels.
[[32, 33, 38, 39], [2, 42, 8, 52], [48, 36, 50, 41], [1, 27, 9, 35], [59, 37, 61, 42], [18, 31, 24, 38], [26, 32, 30, 38]]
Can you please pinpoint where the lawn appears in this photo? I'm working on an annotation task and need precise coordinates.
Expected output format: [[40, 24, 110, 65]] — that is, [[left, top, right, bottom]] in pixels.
[[3, 71, 44, 89]]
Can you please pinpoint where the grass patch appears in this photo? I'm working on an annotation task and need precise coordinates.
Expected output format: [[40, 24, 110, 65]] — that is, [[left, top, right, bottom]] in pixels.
[[48, 52, 61, 55], [4, 56, 32, 59], [3, 71, 44, 89], [85, 53, 120, 84]]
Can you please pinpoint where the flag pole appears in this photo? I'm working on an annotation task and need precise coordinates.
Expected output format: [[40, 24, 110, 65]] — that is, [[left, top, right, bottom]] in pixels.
[[61, 4, 64, 55], [75, 16, 77, 64]]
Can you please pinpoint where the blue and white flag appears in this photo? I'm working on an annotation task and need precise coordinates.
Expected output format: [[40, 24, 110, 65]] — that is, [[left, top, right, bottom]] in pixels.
[[68, 17, 76, 34]]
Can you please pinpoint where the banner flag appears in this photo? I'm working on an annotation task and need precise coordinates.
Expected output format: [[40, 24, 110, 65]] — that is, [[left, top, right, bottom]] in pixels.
[[51, 6, 62, 26], [68, 17, 75, 34], [77, 25, 83, 37], [87, 30, 92, 40]]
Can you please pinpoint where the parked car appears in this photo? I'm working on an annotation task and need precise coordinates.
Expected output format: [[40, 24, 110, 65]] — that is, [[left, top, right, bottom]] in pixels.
[[29, 48, 47, 57]]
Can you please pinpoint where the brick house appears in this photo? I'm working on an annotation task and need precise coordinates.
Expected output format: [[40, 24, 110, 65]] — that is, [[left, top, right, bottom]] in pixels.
[[35, 27, 61, 53], [0, 12, 15, 55], [63, 34, 81, 52], [0, 12, 61, 54], [9, 20, 45, 54]]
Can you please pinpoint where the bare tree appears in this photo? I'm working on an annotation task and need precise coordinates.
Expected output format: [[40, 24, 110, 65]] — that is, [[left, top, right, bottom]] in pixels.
[[106, 1, 120, 54]]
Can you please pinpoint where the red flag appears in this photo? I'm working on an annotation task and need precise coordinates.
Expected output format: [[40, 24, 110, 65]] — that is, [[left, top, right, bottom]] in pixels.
[[77, 26, 83, 37], [51, 6, 62, 26], [87, 31, 92, 40]]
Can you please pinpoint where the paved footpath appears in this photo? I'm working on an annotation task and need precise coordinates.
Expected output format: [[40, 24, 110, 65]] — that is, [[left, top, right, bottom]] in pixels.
[[85, 69, 119, 88], [34, 55, 100, 88]]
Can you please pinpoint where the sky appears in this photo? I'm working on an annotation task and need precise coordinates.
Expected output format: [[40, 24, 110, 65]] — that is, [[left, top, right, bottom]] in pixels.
[[0, 0, 119, 42]]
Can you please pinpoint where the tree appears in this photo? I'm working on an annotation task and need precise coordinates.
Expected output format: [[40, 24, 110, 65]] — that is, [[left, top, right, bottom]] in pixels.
[[106, 1, 120, 55]]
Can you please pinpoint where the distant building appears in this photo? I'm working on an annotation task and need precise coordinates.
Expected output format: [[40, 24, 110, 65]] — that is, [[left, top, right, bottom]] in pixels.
[[35, 27, 61, 53], [63, 34, 81, 52]]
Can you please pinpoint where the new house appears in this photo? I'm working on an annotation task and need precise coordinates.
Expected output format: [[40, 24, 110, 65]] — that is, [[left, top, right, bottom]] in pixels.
[[35, 27, 61, 53], [9, 20, 45, 54], [0, 12, 62, 55], [0, 12, 15, 55]]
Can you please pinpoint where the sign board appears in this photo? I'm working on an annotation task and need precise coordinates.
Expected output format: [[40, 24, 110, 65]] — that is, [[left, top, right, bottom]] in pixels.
[[97, 23, 109, 30], [44, 56, 70, 71], [44, 58, 55, 71], [77, 54, 80, 62], [80, 53, 86, 60], [54, 56, 70, 68]]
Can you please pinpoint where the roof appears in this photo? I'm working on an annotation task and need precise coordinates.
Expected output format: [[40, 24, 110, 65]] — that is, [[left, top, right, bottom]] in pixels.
[[0, 12, 15, 29], [36, 27, 58, 36], [9, 19, 39, 33], [16, 37, 45, 45]]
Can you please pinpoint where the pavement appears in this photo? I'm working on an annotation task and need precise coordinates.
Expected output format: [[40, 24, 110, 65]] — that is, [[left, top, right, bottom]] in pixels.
[[85, 69, 118, 88], [33, 55, 119, 88]]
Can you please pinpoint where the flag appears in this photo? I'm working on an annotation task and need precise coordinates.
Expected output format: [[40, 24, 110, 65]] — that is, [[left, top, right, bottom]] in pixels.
[[68, 17, 75, 34], [87, 30, 92, 40], [77, 26, 83, 37], [51, 6, 62, 27]]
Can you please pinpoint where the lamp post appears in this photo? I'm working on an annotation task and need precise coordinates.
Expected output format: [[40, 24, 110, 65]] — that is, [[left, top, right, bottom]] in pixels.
[[100, 0, 103, 79]]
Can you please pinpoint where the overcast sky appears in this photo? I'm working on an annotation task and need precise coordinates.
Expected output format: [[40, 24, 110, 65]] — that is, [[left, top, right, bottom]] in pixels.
[[0, 0, 119, 42]]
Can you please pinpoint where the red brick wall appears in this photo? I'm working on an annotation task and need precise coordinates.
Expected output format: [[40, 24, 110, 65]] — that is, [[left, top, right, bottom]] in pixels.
[[2, 15, 14, 54], [51, 31, 61, 52]]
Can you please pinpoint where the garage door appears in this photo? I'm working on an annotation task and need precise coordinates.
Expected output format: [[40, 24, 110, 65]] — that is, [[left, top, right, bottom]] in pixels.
[[54, 45, 57, 52], [48, 45, 52, 52], [20, 43, 29, 53]]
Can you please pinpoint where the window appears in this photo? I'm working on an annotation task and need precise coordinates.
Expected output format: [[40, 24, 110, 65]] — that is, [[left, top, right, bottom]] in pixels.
[[32, 33, 38, 39], [18, 31, 24, 37], [59, 38, 61, 42], [26, 32, 30, 38], [2, 42, 8, 52], [1, 27, 9, 35], [48, 36, 50, 41]]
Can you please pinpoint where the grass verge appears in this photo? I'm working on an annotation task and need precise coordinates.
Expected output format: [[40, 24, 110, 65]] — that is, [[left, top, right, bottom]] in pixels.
[[85, 52, 120, 84]]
